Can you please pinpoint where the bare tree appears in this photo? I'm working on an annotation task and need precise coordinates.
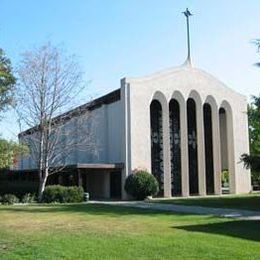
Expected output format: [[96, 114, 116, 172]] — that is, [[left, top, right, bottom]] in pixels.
[[16, 43, 94, 200]]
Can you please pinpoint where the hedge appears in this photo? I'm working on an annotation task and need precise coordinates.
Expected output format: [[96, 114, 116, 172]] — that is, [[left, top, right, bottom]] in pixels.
[[42, 185, 84, 203]]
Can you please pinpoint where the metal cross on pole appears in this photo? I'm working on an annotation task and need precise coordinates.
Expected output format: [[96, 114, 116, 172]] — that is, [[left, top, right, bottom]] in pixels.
[[183, 8, 193, 65]]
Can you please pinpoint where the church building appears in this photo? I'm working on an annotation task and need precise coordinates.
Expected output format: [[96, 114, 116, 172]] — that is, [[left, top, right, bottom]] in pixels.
[[18, 10, 251, 199]]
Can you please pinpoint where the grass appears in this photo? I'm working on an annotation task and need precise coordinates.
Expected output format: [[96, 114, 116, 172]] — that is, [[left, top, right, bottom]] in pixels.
[[152, 193, 260, 211], [0, 203, 259, 259]]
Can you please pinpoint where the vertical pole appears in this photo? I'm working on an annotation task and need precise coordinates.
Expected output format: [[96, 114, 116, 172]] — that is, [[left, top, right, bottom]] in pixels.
[[77, 169, 82, 187], [183, 8, 192, 65], [186, 16, 191, 62], [121, 79, 131, 200]]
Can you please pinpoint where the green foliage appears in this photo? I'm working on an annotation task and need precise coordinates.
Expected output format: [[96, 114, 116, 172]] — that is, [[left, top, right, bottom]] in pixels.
[[0, 181, 37, 199], [0, 48, 16, 115], [21, 193, 35, 204], [42, 185, 84, 203], [240, 44, 260, 188], [248, 95, 260, 154], [251, 171, 260, 189], [241, 153, 260, 172], [241, 94, 260, 185], [124, 170, 159, 200], [0, 194, 19, 204], [221, 170, 229, 186], [0, 138, 28, 168]]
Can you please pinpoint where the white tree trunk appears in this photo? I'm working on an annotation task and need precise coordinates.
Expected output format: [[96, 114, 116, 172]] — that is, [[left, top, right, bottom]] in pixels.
[[38, 168, 48, 201]]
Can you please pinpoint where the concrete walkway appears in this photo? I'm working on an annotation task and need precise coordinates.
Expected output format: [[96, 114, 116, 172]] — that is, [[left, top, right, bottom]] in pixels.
[[91, 201, 260, 220]]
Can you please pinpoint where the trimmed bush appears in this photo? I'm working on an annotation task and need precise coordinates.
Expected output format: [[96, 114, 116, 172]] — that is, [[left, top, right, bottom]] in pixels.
[[21, 193, 35, 204], [124, 170, 159, 200], [1, 194, 19, 205], [65, 186, 85, 203], [42, 185, 84, 203]]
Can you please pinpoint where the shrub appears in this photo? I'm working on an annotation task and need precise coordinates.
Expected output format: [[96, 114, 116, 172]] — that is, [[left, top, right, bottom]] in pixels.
[[42, 185, 84, 203], [1, 194, 19, 205], [221, 170, 229, 187], [124, 170, 159, 200], [64, 186, 85, 203], [252, 171, 260, 190], [21, 193, 35, 204]]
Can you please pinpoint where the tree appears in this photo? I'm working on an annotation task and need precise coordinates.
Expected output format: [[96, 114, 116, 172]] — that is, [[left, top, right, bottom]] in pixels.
[[241, 94, 260, 184], [16, 43, 93, 200], [248, 95, 260, 154], [241, 41, 260, 185], [0, 138, 28, 169], [0, 48, 16, 117], [0, 48, 25, 170]]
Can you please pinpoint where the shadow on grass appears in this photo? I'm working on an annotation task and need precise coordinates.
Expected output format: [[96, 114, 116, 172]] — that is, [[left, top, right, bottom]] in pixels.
[[0, 203, 185, 218], [176, 220, 260, 242], [1, 203, 259, 242], [158, 194, 260, 211]]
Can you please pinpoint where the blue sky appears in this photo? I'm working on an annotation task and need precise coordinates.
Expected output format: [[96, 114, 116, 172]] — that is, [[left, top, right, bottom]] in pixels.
[[1, 0, 260, 139]]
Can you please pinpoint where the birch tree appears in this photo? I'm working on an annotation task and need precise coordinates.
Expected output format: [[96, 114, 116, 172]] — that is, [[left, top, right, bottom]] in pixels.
[[16, 43, 93, 200]]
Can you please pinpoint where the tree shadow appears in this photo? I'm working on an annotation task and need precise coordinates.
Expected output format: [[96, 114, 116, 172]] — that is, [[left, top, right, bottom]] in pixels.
[[160, 194, 260, 211], [0, 203, 187, 218], [175, 220, 260, 242]]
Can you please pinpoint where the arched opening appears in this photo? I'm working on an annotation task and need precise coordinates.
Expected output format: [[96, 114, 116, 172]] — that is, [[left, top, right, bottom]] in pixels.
[[203, 103, 214, 194], [187, 98, 199, 195], [219, 107, 229, 194], [150, 100, 164, 196], [169, 99, 182, 196]]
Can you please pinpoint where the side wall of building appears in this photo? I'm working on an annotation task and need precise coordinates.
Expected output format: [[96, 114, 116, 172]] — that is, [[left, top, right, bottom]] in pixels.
[[19, 100, 124, 169]]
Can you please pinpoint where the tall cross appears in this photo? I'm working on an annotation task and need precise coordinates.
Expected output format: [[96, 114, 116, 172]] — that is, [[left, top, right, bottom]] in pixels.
[[183, 8, 193, 65]]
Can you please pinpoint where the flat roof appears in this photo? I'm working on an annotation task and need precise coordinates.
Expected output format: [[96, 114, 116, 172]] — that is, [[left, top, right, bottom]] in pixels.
[[19, 88, 121, 137], [10, 163, 124, 173]]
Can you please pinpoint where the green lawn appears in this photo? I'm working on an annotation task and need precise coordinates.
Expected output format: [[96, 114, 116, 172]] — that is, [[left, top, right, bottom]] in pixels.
[[152, 193, 260, 211], [0, 204, 259, 259]]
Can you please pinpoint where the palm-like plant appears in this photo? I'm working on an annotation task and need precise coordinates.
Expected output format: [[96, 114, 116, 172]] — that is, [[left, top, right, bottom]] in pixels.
[[241, 153, 260, 172]]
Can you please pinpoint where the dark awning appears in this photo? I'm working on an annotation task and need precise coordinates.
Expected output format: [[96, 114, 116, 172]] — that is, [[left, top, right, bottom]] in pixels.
[[66, 163, 124, 171], [9, 163, 124, 174]]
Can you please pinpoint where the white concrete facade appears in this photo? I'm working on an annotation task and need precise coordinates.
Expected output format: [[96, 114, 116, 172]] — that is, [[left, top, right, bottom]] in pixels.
[[19, 64, 251, 199], [121, 65, 251, 198]]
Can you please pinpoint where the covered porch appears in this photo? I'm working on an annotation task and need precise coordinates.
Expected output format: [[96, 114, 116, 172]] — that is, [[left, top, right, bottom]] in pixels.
[[47, 163, 124, 200]]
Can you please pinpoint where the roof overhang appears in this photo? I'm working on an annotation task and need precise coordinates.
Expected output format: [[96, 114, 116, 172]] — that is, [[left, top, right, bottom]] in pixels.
[[66, 163, 124, 170], [9, 163, 124, 174]]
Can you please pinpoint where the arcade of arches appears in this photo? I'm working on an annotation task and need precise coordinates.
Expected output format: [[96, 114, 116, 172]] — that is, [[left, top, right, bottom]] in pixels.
[[150, 96, 230, 197]]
